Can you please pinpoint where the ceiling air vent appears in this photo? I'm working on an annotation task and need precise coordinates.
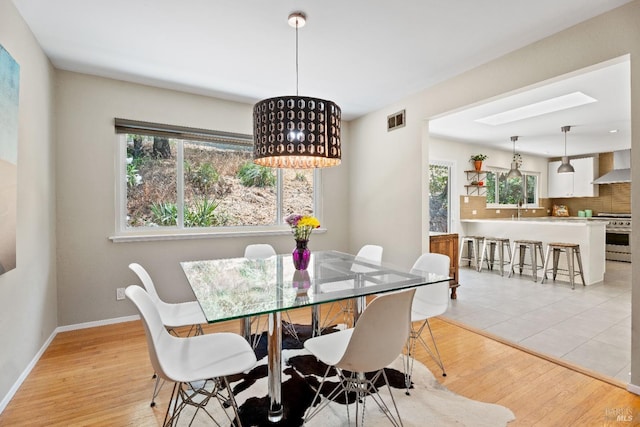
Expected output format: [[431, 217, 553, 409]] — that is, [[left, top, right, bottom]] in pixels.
[[387, 109, 406, 131]]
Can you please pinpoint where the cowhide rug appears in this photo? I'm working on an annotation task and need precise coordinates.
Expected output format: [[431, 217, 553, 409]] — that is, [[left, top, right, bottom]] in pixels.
[[179, 323, 515, 426]]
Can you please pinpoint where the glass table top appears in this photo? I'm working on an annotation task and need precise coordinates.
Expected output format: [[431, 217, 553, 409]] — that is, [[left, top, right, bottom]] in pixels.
[[181, 250, 450, 323]]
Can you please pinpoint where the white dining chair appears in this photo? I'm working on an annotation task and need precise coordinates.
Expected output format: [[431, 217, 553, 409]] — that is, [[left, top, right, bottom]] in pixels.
[[242, 244, 277, 348], [404, 252, 450, 394], [304, 288, 415, 427], [244, 243, 277, 259], [129, 263, 206, 334], [125, 285, 256, 427], [128, 262, 207, 406], [320, 244, 383, 331], [242, 244, 300, 346]]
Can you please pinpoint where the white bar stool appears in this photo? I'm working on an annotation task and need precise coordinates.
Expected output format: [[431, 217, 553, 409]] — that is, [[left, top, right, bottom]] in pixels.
[[541, 242, 586, 290], [459, 235, 484, 271]]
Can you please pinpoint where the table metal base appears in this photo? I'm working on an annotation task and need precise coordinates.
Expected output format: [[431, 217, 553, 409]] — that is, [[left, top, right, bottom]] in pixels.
[[267, 311, 283, 422]]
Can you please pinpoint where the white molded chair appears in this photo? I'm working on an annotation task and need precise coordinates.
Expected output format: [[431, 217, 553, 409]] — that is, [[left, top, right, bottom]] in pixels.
[[125, 285, 256, 427], [242, 244, 300, 345], [129, 263, 206, 334], [320, 245, 383, 331], [244, 243, 277, 259], [242, 244, 277, 348], [404, 253, 450, 394], [128, 263, 207, 406], [304, 288, 415, 427]]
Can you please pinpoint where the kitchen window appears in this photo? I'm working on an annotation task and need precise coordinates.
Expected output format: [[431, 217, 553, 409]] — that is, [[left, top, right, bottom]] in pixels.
[[113, 119, 318, 237], [485, 167, 539, 207]]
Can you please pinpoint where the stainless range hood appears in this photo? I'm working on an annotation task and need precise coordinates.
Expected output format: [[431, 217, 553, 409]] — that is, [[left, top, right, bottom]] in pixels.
[[592, 150, 631, 184]]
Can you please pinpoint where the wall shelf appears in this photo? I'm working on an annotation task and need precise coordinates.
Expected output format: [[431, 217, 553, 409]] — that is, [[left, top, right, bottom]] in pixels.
[[464, 170, 487, 195]]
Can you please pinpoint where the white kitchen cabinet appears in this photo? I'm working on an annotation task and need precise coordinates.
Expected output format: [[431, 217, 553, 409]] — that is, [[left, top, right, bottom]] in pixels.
[[548, 157, 599, 198], [572, 157, 599, 197], [548, 160, 574, 197]]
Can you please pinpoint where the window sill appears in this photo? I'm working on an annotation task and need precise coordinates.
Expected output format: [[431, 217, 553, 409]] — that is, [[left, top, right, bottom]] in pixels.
[[110, 227, 327, 243]]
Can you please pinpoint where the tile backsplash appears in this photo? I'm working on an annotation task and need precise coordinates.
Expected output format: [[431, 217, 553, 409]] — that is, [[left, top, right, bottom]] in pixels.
[[459, 152, 631, 220], [551, 182, 630, 215], [550, 152, 630, 215], [460, 196, 551, 219]]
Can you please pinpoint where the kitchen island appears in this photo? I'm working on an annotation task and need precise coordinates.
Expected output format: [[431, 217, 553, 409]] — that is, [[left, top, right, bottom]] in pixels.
[[460, 218, 607, 285]]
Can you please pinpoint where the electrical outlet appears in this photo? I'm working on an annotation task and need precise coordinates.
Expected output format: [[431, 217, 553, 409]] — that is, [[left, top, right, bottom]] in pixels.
[[116, 287, 126, 301]]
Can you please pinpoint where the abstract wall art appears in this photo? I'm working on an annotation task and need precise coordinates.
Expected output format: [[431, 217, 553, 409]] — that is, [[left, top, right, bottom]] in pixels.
[[0, 44, 20, 275]]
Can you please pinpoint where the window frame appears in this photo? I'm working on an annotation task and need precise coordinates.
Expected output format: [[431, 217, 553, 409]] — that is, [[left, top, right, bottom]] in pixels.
[[485, 166, 540, 208], [111, 119, 322, 242]]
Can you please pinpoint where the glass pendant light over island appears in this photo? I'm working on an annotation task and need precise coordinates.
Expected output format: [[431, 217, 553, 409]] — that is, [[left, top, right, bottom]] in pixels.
[[252, 12, 341, 169]]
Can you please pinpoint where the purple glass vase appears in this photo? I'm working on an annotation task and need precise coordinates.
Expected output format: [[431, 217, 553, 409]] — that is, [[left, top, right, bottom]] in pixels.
[[292, 240, 311, 270]]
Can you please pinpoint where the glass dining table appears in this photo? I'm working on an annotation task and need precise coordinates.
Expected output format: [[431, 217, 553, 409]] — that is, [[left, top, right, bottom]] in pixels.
[[181, 250, 450, 423]]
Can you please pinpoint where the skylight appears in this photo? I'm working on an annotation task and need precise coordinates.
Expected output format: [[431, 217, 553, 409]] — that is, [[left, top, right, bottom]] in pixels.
[[474, 92, 597, 126]]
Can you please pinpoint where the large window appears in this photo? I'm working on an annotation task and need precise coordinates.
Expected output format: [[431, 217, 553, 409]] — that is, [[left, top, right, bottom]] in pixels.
[[429, 162, 452, 233], [485, 168, 539, 207], [116, 119, 317, 233]]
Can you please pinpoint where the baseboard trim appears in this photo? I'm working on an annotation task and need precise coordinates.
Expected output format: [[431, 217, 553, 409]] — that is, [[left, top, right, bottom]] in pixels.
[[0, 329, 56, 414], [0, 314, 140, 415], [55, 314, 139, 333], [627, 383, 640, 395]]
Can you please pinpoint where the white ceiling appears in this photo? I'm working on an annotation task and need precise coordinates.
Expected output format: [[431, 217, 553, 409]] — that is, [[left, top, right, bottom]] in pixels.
[[12, 0, 633, 157], [430, 56, 631, 158]]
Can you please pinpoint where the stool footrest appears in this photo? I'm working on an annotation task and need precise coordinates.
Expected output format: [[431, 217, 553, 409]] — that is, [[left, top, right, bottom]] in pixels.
[[508, 240, 545, 282], [541, 243, 585, 290]]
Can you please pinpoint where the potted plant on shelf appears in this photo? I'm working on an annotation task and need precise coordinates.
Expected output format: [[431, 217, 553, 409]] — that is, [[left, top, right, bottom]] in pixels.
[[470, 154, 488, 171]]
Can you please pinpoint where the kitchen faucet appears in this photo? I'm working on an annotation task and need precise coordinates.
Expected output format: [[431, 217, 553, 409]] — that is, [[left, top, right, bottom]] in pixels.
[[517, 200, 523, 219]]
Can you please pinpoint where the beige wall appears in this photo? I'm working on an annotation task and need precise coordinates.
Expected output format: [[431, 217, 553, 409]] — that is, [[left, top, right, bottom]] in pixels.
[[429, 136, 551, 231], [0, 0, 56, 408], [55, 71, 351, 325], [2, 0, 640, 410], [349, 1, 640, 386]]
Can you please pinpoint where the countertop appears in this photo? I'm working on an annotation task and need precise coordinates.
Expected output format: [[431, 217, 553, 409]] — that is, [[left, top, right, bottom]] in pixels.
[[460, 217, 608, 225], [461, 216, 607, 284]]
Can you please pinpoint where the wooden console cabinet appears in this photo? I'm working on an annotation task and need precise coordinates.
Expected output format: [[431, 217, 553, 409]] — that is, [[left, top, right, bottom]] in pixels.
[[429, 233, 460, 299]]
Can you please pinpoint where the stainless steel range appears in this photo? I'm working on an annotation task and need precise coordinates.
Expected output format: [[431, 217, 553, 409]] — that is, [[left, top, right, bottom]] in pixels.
[[597, 213, 631, 262]]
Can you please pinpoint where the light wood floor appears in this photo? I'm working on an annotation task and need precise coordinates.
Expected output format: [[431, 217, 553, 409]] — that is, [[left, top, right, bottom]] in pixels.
[[1, 306, 639, 426]]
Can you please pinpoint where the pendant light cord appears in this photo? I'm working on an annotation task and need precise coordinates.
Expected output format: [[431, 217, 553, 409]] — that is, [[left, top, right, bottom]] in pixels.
[[562, 125, 571, 156], [295, 18, 299, 96]]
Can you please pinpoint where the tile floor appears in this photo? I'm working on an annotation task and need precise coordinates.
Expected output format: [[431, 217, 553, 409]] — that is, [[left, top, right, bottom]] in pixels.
[[443, 259, 631, 382]]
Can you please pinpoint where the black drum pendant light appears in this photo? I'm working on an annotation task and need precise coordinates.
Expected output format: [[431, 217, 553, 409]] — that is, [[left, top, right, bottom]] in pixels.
[[557, 125, 575, 173], [253, 12, 342, 169], [507, 136, 522, 178]]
